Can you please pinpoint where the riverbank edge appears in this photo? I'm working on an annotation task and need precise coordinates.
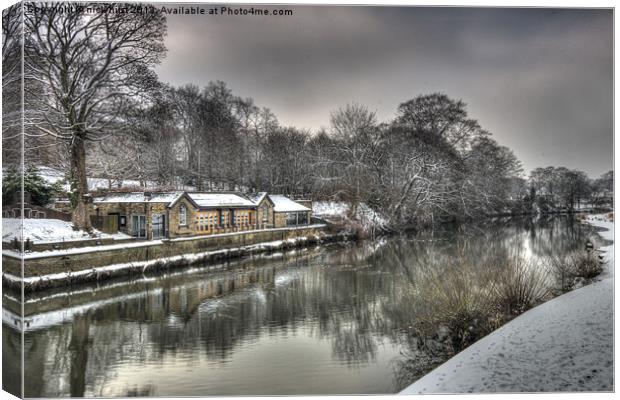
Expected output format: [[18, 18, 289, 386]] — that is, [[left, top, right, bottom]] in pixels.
[[3, 227, 353, 292], [400, 214, 614, 394]]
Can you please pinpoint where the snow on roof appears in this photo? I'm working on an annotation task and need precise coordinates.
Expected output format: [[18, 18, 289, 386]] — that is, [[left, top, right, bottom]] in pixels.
[[93, 192, 184, 205], [246, 192, 269, 205], [187, 193, 256, 208], [270, 195, 310, 212]]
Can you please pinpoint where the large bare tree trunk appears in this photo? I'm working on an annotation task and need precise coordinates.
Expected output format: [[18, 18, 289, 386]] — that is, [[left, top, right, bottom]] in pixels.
[[71, 135, 92, 232]]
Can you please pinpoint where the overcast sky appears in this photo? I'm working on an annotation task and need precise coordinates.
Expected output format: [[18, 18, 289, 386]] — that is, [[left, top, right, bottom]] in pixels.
[[155, 6, 613, 177]]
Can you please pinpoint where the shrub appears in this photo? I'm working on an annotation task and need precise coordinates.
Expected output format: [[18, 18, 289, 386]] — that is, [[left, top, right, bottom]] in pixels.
[[548, 253, 576, 293], [571, 251, 603, 279], [549, 250, 603, 293], [2, 166, 62, 206], [492, 257, 550, 315], [413, 266, 498, 352]]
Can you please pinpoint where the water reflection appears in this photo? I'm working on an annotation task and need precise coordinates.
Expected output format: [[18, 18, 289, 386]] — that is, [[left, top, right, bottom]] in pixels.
[[2, 216, 600, 396]]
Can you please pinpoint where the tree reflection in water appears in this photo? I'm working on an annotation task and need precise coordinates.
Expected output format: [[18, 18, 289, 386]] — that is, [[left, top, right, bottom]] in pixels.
[[2, 216, 598, 396]]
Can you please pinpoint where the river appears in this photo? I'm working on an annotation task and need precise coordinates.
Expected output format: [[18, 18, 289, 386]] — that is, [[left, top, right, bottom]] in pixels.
[[2, 215, 602, 397]]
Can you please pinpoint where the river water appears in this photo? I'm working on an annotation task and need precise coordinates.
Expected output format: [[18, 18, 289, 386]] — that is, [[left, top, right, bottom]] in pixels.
[[2, 216, 602, 397]]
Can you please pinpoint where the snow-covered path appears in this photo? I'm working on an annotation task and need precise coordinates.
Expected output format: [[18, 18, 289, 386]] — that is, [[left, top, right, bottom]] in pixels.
[[401, 215, 614, 393]]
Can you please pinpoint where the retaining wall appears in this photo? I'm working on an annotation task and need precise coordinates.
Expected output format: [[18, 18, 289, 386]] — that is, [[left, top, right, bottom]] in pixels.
[[2, 225, 327, 279]]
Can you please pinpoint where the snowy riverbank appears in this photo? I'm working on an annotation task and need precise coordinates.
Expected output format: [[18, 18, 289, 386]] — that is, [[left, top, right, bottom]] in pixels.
[[401, 214, 614, 394], [2, 218, 131, 244]]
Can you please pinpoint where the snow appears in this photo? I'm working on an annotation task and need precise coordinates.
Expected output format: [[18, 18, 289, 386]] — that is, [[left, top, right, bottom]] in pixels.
[[2, 218, 132, 244], [401, 214, 614, 394], [269, 195, 310, 212], [246, 192, 268, 205], [93, 191, 184, 205], [35, 166, 162, 191], [312, 201, 349, 217], [2, 239, 162, 259], [187, 192, 255, 208], [313, 201, 388, 231]]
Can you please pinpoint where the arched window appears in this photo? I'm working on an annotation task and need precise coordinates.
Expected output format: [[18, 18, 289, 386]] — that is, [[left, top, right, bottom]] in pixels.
[[179, 204, 187, 226]]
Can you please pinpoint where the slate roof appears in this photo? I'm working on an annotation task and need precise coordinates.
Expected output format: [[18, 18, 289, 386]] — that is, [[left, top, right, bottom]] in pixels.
[[93, 192, 184, 206], [187, 192, 256, 208], [270, 195, 311, 212]]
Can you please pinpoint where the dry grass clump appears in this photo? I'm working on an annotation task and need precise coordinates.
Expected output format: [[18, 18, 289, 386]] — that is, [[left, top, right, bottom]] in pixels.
[[409, 253, 551, 355], [572, 252, 603, 279], [549, 250, 603, 293], [492, 256, 550, 315], [418, 268, 497, 351]]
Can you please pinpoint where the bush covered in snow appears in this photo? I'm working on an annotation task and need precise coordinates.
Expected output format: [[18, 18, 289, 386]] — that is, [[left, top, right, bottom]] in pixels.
[[313, 201, 388, 237]]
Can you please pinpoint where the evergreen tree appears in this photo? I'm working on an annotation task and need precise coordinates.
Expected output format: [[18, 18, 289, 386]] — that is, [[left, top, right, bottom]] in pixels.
[[2, 167, 62, 206]]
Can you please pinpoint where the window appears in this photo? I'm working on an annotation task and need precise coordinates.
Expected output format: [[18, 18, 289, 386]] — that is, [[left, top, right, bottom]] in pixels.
[[298, 212, 308, 224], [287, 212, 298, 226], [152, 214, 166, 239], [179, 204, 187, 226], [131, 215, 146, 238]]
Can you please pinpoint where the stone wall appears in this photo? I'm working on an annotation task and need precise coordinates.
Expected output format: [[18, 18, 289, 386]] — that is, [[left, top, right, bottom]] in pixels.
[[274, 212, 288, 228], [1, 237, 137, 252], [94, 201, 171, 239], [3, 225, 327, 280], [258, 198, 274, 227], [168, 197, 197, 237], [274, 211, 312, 228]]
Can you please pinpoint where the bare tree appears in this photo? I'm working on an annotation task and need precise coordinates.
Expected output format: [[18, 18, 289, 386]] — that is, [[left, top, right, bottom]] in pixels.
[[2, 5, 23, 168], [328, 103, 380, 205], [24, 2, 167, 230]]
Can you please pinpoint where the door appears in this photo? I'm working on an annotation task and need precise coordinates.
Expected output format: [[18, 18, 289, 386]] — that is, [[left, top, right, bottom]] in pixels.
[[131, 214, 146, 238], [152, 214, 165, 239]]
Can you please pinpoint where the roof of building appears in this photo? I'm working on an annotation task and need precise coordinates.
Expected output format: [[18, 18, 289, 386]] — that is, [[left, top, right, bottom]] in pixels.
[[187, 192, 256, 208], [270, 195, 311, 212], [246, 192, 269, 205], [91, 191, 311, 212], [93, 192, 184, 206]]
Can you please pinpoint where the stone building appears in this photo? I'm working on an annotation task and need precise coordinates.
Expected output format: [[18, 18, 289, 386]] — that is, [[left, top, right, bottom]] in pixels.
[[93, 192, 186, 239], [270, 195, 312, 228], [186, 192, 272, 236], [91, 191, 312, 240]]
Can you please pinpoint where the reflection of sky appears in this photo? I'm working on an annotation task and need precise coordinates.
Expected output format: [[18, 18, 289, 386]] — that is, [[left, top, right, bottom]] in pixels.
[[522, 232, 534, 260], [102, 325, 401, 396]]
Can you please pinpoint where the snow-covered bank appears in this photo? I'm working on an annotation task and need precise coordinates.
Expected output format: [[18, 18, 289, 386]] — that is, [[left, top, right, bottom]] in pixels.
[[313, 201, 388, 233], [401, 214, 614, 393], [2, 218, 131, 244]]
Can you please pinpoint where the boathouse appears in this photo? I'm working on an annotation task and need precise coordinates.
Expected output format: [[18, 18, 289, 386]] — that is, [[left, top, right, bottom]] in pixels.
[[91, 191, 312, 240]]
